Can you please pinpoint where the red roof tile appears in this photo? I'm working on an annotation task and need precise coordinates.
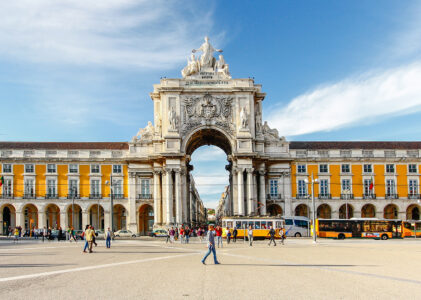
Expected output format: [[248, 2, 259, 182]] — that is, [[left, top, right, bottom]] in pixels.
[[0, 142, 129, 150], [289, 141, 421, 150]]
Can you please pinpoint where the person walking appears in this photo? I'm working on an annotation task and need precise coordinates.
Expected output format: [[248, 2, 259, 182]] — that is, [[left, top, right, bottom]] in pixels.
[[280, 227, 285, 245], [169, 227, 175, 243], [105, 227, 112, 248], [166, 227, 170, 243], [268, 226, 276, 246], [85, 225, 95, 253], [91, 227, 97, 247], [233, 227, 238, 243], [13, 227, 19, 243], [226, 227, 231, 244], [201, 225, 220, 265], [82, 225, 90, 253], [197, 228, 203, 243], [248, 225, 254, 246], [180, 226, 185, 244], [215, 225, 223, 248], [42, 226, 47, 242], [185, 226, 190, 244]]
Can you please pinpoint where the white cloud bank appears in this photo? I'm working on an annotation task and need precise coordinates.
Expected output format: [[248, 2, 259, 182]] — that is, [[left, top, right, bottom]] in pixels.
[[0, 0, 215, 69], [267, 63, 421, 136]]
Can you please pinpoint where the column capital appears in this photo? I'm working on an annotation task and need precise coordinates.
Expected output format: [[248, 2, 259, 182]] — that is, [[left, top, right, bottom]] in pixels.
[[173, 168, 181, 174], [153, 169, 162, 175], [259, 170, 266, 176], [164, 168, 172, 174], [246, 168, 254, 174]]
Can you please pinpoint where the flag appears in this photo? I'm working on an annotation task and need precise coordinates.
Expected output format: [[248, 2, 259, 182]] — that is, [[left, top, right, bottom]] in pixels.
[[0, 176, 3, 187], [369, 177, 374, 190]]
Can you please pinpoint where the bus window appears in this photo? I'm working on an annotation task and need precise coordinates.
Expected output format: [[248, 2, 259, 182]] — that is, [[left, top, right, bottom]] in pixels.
[[267, 221, 273, 228], [227, 221, 233, 228], [235, 221, 241, 229], [255, 221, 261, 229], [261, 221, 267, 229], [276, 221, 282, 228], [248, 221, 254, 228], [222, 221, 226, 227], [285, 218, 293, 226], [294, 220, 308, 228], [242, 221, 248, 228]]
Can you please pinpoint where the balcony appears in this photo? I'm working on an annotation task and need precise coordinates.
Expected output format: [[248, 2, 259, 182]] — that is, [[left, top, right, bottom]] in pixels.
[[340, 193, 354, 200], [296, 194, 309, 200], [385, 194, 399, 199], [110, 193, 124, 199], [67, 194, 81, 199], [23, 193, 35, 199], [137, 194, 152, 200], [318, 194, 332, 200], [45, 194, 57, 199], [408, 194, 421, 200], [363, 193, 376, 200], [267, 194, 282, 201], [89, 194, 102, 199], [1, 194, 13, 199]]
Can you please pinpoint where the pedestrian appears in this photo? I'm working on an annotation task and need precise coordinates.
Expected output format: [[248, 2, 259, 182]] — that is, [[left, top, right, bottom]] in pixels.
[[226, 227, 231, 244], [166, 227, 170, 243], [169, 227, 175, 243], [47, 227, 52, 241], [180, 226, 185, 244], [42, 226, 47, 242], [13, 227, 19, 243], [70, 227, 77, 242], [198, 228, 203, 243], [92, 227, 97, 247], [280, 227, 285, 245], [268, 226, 276, 246], [248, 225, 254, 246], [233, 227, 238, 243], [201, 225, 220, 265], [58, 227, 63, 242], [86, 225, 95, 253], [105, 227, 112, 248], [215, 225, 223, 248], [185, 226, 190, 244], [8, 226, 12, 238], [82, 225, 89, 253]]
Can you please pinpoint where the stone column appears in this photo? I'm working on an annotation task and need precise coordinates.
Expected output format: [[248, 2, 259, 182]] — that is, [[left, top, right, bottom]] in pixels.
[[283, 172, 292, 217], [165, 168, 173, 225], [82, 210, 89, 230], [153, 170, 161, 226], [60, 212, 67, 230], [128, 173, 137, 232], [104, 211, 110, 231], [175, 169, 182, 225], [181, 169, 188, 223], [15, 211, 23, 228], [259, 170, 267, 215], [237, 168, 244, 216], [38, 210, 46, 229], [247, 168, 254, 215], [232, 168, 238, 215]]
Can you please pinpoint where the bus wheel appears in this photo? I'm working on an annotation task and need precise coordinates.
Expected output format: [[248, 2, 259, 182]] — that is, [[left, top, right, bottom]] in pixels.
[[294, 232, 301, 237], [381, 234, 388, 240], [338, 233, 345, 240]]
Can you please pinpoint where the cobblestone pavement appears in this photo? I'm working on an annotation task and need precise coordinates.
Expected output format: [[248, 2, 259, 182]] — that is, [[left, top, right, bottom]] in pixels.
[[0, 237, 421, 299]]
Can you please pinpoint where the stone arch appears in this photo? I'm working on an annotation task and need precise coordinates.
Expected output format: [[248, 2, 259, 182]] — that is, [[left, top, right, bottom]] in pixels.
[[295, 204, 309, 217], [339, 204, 354, 219], [406, 204, 420, 220], [317, 204, 331, 219], [45, 203, 60, 229], [384, 204, 399, 219], [138, 204, 153, 235], [113, 204, 127, 231], [67, 204, 82, 230], [0, 204, 16, 234], [361, 204, 376, 218], [183, 126, 234, 156], [89, 204, 104, 230], [267, 204, 282, 216], [22, 203, 38, 230]]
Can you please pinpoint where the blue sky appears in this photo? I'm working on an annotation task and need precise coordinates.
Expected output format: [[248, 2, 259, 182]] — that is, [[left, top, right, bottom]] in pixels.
[[1, 1, 421, 208]]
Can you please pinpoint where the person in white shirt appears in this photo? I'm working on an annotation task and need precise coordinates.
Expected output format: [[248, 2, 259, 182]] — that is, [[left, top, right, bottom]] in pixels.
[[248, 225, 254, 246], [106, 227, 113, 248]]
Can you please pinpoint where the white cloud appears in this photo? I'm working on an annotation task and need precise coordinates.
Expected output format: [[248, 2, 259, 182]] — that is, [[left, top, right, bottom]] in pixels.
[[0, 0, 216, 69], [267, 63, 421, 136]]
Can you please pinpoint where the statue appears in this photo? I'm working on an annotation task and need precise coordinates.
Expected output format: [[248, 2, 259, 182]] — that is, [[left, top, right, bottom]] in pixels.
[[192, 36, 222, 68], [255, 109, 262, 134], [155, 114, 162, 135], [169, 106, 178, 130], [240, 107, 248, 129], [181, 53, 200, 78], [263, 121, 279, 139], [132, 121, 154, 142], [215, 55, 231, 79]]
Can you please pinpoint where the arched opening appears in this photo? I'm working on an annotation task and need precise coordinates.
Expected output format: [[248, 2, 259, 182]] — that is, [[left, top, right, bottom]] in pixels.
[[89, 204, 104, 230], [1, 204, 16, 235], [384, 204, 399, 219], [295, 204, 308, 217], [22, 204, 38, 230], [407, 204, 420, 220], [45, 204, 60, 229], [113, 204, 127, 231], [138, 204, 153, 235], [267, 204, 282, 216], [67, 204, 82, 230], [339, 204, 354, 219], [361, 204, 376, 218], [317, 204, 331, 219]]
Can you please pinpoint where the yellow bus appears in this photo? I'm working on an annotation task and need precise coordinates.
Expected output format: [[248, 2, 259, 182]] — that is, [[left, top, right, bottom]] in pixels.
[[402, 221, 421, 238], [315, 218, 402, 240], [221, 217, 285, 239]]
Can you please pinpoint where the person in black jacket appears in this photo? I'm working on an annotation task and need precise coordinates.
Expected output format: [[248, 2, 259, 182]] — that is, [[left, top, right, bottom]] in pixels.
[[268, 226, 276, 246], [232, 227, 238, 243]]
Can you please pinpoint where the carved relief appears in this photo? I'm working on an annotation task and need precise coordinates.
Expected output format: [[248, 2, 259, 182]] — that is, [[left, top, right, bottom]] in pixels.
[[132, 121, 154, 142]]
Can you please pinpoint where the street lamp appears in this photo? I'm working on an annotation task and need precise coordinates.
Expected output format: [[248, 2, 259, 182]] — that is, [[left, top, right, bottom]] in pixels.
[[342, 188, 351, 219], [71, 186, 76, 230], [105, 175, 114, 232], [305, 174, 318, 243]]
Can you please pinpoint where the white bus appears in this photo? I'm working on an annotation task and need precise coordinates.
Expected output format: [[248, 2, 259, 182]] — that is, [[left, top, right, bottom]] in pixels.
[[283, 216, 310, 237]]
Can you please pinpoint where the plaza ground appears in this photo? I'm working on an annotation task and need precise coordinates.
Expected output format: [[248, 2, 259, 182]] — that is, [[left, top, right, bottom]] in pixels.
[[0, 237, 421, 299]]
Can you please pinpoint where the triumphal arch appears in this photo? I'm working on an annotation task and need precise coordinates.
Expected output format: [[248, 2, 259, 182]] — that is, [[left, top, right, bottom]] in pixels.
[[129, 37, 291, 229]]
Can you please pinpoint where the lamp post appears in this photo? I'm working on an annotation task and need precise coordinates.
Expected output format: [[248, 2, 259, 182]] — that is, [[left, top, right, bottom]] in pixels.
[[72, 186, 76, 230], [305, 174, 318, 243], [106, 175, 114, 232], [343, 188, 351, 219]]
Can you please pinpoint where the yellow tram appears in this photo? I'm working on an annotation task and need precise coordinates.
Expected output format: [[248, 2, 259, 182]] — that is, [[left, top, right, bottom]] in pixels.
[[221, 217, 285, 239]]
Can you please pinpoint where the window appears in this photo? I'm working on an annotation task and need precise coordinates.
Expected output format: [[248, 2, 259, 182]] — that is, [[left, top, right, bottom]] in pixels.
[[319, 164, 328, 173], [3, 178, 12, 196], [113, 165, 122, 174], [2, 164, 12, 173], [112, 179, 122, 196], [294, 219, 308, 228], [341, 164, 350, 173], [269, 179, 278, 197], [409, 164, 417, 173], [25, 164, 34, 173], [47, 164, 56, 173], [24, 178, 34, 197], [91, 164, 100, 174], [342, 179, 351, 192], [141, 179, 150, 197], [409, 180, 418, 195], [363, 164, 372, 173], [386, 164, 395, 173], [364, 179, 373, 195], [69, 179, 78, 195], [69, 164, 78, 173], [47, 179, 56, 196], [386, 179, 395, 196], [298, 180, 307, 197], [91, 179, 100, 196], [320, 179, 329, 196], [297, 164, 306, 173]]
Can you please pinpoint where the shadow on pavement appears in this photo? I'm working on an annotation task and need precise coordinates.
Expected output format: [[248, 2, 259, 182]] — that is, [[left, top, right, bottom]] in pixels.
[[0, 263, 75, 268], [213, 264, 377, 267]]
